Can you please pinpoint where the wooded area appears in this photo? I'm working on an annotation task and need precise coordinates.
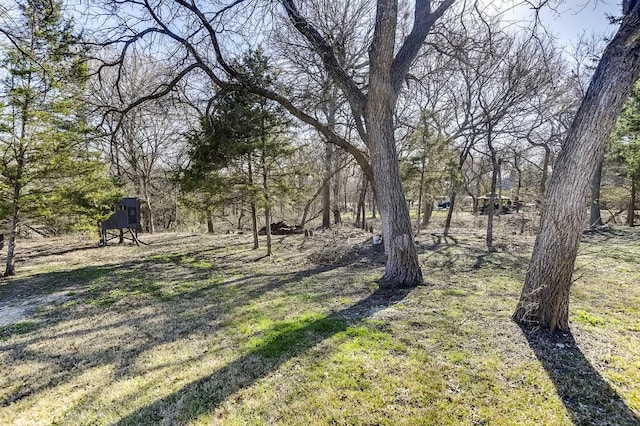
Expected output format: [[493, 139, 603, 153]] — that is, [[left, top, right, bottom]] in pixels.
[[1, 0, 640, 423], [0, 0, 638, 321]]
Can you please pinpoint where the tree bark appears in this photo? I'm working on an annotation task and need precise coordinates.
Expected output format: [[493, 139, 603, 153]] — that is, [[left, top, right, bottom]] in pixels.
[[421, 196, 434, 228], [514, 7, 640, 331], [444, 191, 456, 236], [322, 142, 332, 228], [248, 158, 259, 249], [355, 176, 368, 229], [370, 117, 422, 285], [486, 157, 499, 251], [279, 0, 453, 287], [206, 211, 214, 234], [333, 168, 341, 224], [5, 153, 24, 276], [590, 153, 605, 227], [250, 204, 258, 248], [264, 204, 272, 256], [365, 0, 423, 286], [4, 202, 19, 277], [486, 134, 499, 251], [145, 198, 155, 234], [322, 94, 337, 229], [628, 179, 637, 227], [236, 207, 244, 229]]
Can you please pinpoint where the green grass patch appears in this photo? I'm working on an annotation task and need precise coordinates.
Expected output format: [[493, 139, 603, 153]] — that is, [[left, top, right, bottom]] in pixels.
[[0, 229, 638, 425], [443, 288, 467, 297], [247, 312, 345, 359], [190, 260, 212, 269], [0, 321, 39, 340], [574, 309, 606, 327]]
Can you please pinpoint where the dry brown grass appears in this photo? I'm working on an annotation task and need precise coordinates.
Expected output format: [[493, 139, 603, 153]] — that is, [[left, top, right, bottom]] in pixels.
[[0, 218, 638, 425]]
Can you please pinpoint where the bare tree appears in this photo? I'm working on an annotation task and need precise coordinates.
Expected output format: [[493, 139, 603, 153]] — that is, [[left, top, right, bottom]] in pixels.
[[409, 15, 566, 241], [514, 3, 640, 331], [91, 56, 187, 234], [88, 0, 458, 287]]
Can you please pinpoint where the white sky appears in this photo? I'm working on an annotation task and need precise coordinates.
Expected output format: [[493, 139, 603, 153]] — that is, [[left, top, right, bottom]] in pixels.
[[487, 0, 622, 47], [540, 0, 620, 44]]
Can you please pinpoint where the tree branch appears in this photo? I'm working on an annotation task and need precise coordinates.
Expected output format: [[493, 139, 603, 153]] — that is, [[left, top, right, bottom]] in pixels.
[[94, 0, 373, 182], [279, 0, 368, 143], [392, 0, 455, 92]]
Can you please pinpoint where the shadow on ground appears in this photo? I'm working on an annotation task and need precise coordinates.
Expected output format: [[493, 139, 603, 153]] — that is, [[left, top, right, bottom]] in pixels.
[[0, 239, 402, 417], [520, 326, 640, 426], [112, 288, 410, 425]]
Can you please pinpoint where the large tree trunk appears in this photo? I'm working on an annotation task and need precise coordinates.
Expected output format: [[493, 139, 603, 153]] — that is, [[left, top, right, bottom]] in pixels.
[[281, 0, 454, 288], [514, 8, 640, 332], [370, 120, 422, 286], [590, 153, 605, 227], [365, 0, 422, 287]]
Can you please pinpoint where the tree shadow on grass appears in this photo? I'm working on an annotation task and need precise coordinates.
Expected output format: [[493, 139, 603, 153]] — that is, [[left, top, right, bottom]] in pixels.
[[0, 248, 380, 409], [19, 244, 102, 260], [112, 288, 410, 425], [519, 325, 640, 425]]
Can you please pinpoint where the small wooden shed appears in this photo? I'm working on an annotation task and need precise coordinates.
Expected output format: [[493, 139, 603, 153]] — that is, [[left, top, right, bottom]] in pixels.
[[100, 198, 141, 246]]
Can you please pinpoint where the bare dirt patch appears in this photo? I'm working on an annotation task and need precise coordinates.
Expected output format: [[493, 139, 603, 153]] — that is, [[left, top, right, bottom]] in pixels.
[[0, 293, 69, 327]]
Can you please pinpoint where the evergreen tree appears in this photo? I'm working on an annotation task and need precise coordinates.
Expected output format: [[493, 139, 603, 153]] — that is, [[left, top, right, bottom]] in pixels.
[[184, 51, 293, 254], [0, 0, 119, 275]]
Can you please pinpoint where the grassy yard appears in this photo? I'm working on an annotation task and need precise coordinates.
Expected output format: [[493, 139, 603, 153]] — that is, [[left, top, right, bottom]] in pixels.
[[0, 223, 639, 425]]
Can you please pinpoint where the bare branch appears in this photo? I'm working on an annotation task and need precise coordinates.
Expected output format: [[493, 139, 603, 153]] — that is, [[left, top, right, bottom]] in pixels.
[[279, 0, 367, 122], [391, 0, 455, 92]]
